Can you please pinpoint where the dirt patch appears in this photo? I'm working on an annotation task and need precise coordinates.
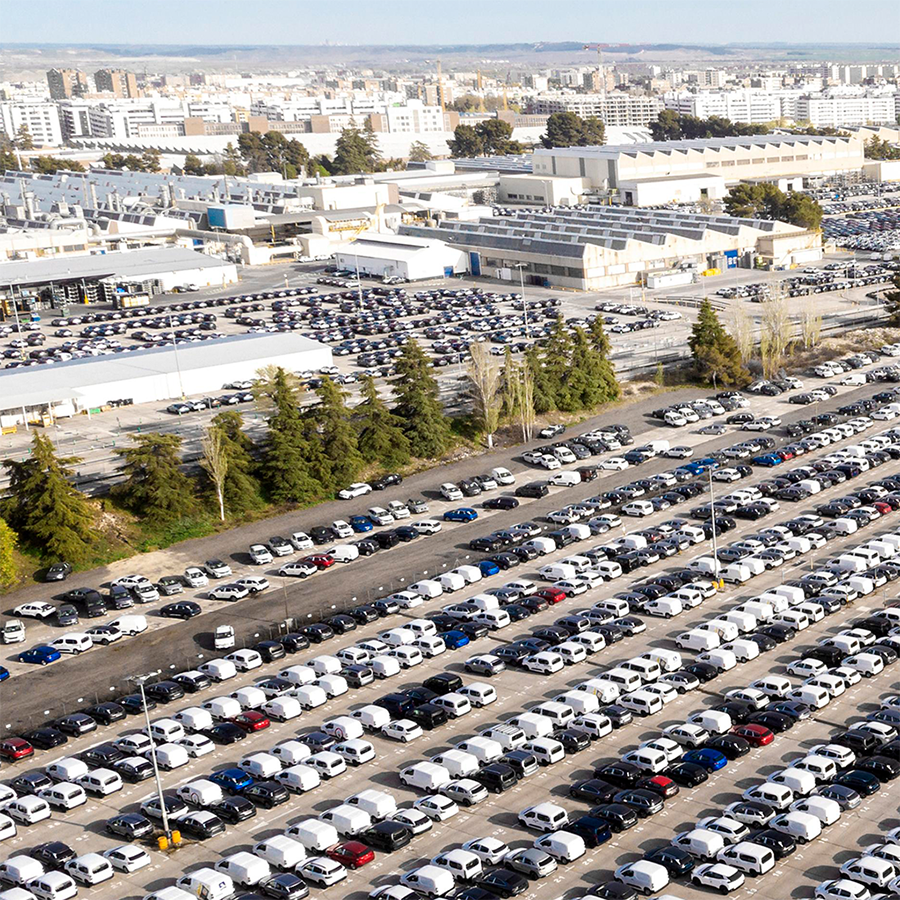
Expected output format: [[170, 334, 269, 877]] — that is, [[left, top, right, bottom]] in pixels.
[[789, 327, 900, 371]]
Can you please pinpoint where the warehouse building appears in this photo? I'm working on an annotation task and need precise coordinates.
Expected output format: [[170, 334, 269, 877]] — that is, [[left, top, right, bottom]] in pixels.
[[0, 246, 238, 308], [0, 332, 331, 426], [401, 206, 821, 290], [335, 232, 468, 281], [533, 134, 866, 191]]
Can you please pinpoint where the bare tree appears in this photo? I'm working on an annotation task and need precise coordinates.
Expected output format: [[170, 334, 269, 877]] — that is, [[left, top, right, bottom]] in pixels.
[[467, 342, 502, 448], [728, 304, 755, 363], [800, 299, 823, 350], [505, 357, 535, 443], [201, 426, 229, 522], [759, 291, 793, 378]]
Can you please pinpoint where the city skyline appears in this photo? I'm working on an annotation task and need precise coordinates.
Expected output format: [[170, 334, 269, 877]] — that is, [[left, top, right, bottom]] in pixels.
[[6, 0, 899, 47]]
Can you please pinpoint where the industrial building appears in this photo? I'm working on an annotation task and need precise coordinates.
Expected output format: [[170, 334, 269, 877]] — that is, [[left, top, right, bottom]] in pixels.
[[335, 232, 468, 281], [0, 246, 238, 308], [401, 206, 821, 290], [533, 134, 867, 191], [0, 332, 331, 426]]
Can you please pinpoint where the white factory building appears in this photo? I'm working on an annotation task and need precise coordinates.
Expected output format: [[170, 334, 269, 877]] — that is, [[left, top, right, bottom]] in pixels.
[[0, 332, 332, 426], [335, 232, 468, 281]]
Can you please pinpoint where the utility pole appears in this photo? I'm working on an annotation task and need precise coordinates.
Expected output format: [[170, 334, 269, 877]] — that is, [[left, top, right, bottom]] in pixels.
[[707, 466, 724, 590]]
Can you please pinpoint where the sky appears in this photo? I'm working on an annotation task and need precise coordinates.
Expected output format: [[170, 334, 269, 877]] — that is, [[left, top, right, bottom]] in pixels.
[[5, 0, 898, 46]]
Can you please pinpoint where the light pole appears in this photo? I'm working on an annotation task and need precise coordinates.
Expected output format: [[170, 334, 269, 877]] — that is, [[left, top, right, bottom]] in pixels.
[[707, 466, 724, 590], [129, 671, 173, 846], [168, 312, 185, 400], [514, 263, 529, 338]]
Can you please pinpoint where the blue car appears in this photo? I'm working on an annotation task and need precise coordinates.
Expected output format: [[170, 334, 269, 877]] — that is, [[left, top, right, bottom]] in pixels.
[[683, 748, 728, 772], [18, 645, 61, 666], [478, 560, 500, 577], [752, 454, 783, 467], [443, 507, 478, 523], [440, 630, 470, 650], [0, 665, 8, 682], [349, 515, 374, 533], [209, 768, 255, 794]]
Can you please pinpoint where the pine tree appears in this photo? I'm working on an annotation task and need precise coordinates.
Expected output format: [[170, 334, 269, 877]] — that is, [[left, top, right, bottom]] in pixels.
[[542, 318, 574, 409], [3, 432, 96, 561], [525, 345, 556, 415], [391, 340, 451, 459], [261, 367, 319, 503], [356, 375, 410, 470], [689, 299, 750, 387], [332, 127, 373, 175], [0, 517, 17, 587], [408, 140, 433, 162], [884, 275, 900, 325], [113, 433, 196, 527], [566, 326, 620, 409], [209, 411, 263, 514], [312, 376, 364, 489]]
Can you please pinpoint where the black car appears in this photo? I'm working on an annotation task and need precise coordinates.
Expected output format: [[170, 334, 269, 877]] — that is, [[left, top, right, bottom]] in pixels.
[[177, 811, 227, 840], [663, 762, 709, 786], [644, 845, 695, 877], [256, 640, 288, 662], [144, 680, 185, 703], [23, 727, 68, 750], [244, 781, 289, 808], [160, 601, 201, 619], [299, 623, 334, 643], [54, 713, 97, 737], [473, 869, 529, 898], [747, 711, 794, 733], [342, 664, 374, 688], [205, 722, 247, 745], [310, 526, 337, 544], [593, 761, 642, 788], [483, 496, 520, 510], [31, 841, 76, 869], [118, 693, 157, 715], [280, 632, 312, 653], [113, 757, 154, 782], [856, 755, 900, 781], [106, 813, 154, 839], [362, 820, 413, 852], [395, 526, 420, 542], [834, 769, 881, 796], [503, 750, 539, 778], [349, 605, 380, 624], [172, 671, 212, 693], [407, 703, 449, 730], [83, 702, 127, 726], [79, 743, 125, 768], [750, 829, 796, 859], [553, 728, 590, 753], [372, 473, 402, 490], [10, 772, 53, 795], [705, 734, 751, 759], [570, 779, 619, 804], [260, 872, 310, 899], [682, 662, 719, 683], [589, 802, 639, 832], [45, 562, 72, 582], [602, 705, 633, 727], [213, 796, 257, 823], [613, 788, 665, 817], [300, 731, 337, 752], [747, 632, 778, 652], [590, 884, 638, 900]]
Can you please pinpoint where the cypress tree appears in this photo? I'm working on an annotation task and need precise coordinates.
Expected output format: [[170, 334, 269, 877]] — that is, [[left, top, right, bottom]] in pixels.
[[356, 375, 410, 470], [4, 433, 97, 562], [312, 376, 364, 490], [391, 340, 451, 459], [0, 516, 17, 587], [113, 433, 195, 527], [689, 299, 750, 387], [261, 367, 319, 503]]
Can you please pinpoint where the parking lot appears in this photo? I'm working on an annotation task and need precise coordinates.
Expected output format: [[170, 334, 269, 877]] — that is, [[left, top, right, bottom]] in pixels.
[[5, 339, 900, 899]]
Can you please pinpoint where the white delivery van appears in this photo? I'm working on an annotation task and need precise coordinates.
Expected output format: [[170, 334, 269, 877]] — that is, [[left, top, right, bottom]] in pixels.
[[438, 572, 466, 593], [239, 753, 282, 779], [620, 658, 661, 683], [197, 659, 237, 682], [724, 639, 760, 662], [215, 852, 271, 888], [411, 580, 443, 600], [284, 819, 340, 851], [716, 841, 775, 876], [539, 563, 577, 582], [556, 689, 600, 716], [400, 866, 455, 898], [175, 869, 234, 900], [577, 678, 620, 703], [641, 648, 682, 673], [202, 696, 242, 721], [350, 705, 391, 732], [672, 829, 726, 860], [45, 758, 89, 783], [274, 765, 320, 794], [534, 831, 586, 862], [253, 835, 307, 872], [619, 689, 664, 717], [767, 768, 817, 796], [322, 716, 364, 742], [676, 629, 720, 652], [172, 707, 214, 733], [0, 856, 44, 886], [177, 779, 224, 808], [508, 712, 555, 739], [602, 667, 643, 693], [279, 665, 315, 686], [399, 762, 452, 791], [430, 750, 480, 779], [318, 804, 371, 836]]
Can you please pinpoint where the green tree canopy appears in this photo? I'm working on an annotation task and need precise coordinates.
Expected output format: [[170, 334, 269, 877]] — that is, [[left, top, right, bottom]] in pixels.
[[650, 110, 769, 141], [3, 432, 97, 562], [724, 182, 822, 229], [237, 132, 310, 178], [356, 374, 411, 470], [0, 517, 17, 587], [311, 376, 364, 490], [448, 124, 483, 158], [408, 140, 433, 162], [208, 410, 262, 514], [113, 433, 196, 527], [391, 340, 451, 458], [331, 127, 375, 175], [865, 136, 900, 161], [30, 157, 85, 174], [688, 299, 750, 387], [541, 111, 606, 148]]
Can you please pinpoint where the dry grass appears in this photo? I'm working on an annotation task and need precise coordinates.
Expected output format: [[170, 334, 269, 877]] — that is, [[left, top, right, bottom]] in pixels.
[[787, 326, 900, 371]]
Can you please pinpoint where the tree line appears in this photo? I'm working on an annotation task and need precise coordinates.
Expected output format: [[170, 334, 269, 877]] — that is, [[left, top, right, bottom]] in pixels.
[[650, 110, 771, 141], [724, 182, 823, 230], [0, 327, 619, 582]]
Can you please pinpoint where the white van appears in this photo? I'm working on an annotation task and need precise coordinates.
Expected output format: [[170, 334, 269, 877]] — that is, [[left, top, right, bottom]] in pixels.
[[593, 597, 630, 618], [202, 696, 242, 720], [322, 716, 364, 742], [688, 710, 732, 735], [672, 828, 726, 860], [621, 658, 661, 683], [400, 865, 455, 898], [399, 762, 452, 791], [675, 629, 720, 652], [721, 611, 757, 634], [641, 648, 682, 673], [273, 765, 320, 794], [722, 564, 752, 584], [843, 652, 884, 677], [411, 580, 443, 600], [76, 768, 122, 797], [539, 563, 577, 582], [278, 664, 315, 686], [430, 750, 480, 778], [614, 861, 670, 894], [318, 804, 372, 836], [350, 705, 391, 732], [215, 852, 271, 888], [524, 537, 557, 556], [45, 758, 89, 784], [26, 873, 79, 900], [534, 831, 586, 862], [716, 841, 775, 876], [111, 614, 148, 635], [532, 701, 576, 728], [345, 789, 397, 820], [556, 689, 600, 716], [787, 685, 830, 710], [619, 690, 664, 717], [50, 633, 93, 654], [722, 639, 760, 662], [0, 856, 44, 886], [594, 560, 623, 581], [253, 835, 307, 872], [264, 697, 302, 722], [696, 649, 737, 672], [791, 755, 838, 783], [39, 783, 86, 811], [177, 779, 224, 808], [284, 819, 339, 852], [145, 718, 185, 744], [431, 694, 472, 718], [602, 667, 642, 693], [197, 659, 237, 682], [768, 767, 817, 796], [292, 685, 328, 709], [65, 854, 113, 887], [735, 600, 774, 622], [509, 712, 554, 739], [454, 736, 503, 765], [457, 683, 497, 708], [438, 572, 466, 593], [577, 678, 621, 704], [309, 654, 342, 674], [239, 752, 283, 779], [172, 707, 213, 733], [623, 747, 669, 773], [453, 564, 483, 584]]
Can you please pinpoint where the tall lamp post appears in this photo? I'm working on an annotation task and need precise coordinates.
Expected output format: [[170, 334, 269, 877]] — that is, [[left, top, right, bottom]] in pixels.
[[514, 263, 529, 338], [129, 671, 174, 847], [707, 466, 724, 590]]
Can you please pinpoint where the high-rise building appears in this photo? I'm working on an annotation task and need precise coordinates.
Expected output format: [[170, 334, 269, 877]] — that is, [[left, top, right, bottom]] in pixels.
[[46, 68, 88, 100], [94, 69, 139, 98]]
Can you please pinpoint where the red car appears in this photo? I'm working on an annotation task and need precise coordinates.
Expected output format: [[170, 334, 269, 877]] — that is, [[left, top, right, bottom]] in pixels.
[[874, 501, 893, 516], [326, 841, 375, 869], [0, 738, 34, 762], [636, 775, 679, 798], [302, 555, 335, 570], [777, 448, 795, 461], [731, 723, 774, 747], [232, 711, 270, 733], [535, 587, 566, 604]]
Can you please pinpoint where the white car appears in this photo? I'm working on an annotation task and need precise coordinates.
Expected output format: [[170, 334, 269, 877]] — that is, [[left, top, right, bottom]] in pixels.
[[414, 794, 459, 821], [692, 863, 745, 893], [713, 468, 741, 483], [666, 446, 694, 459], [382, 720, 423, 743], [462, 837, 510, 865], [368, 507, 395, 526], [13, 601, 57, 619], [103, 844, 151, 873], [178, 734, 215, 758], [280, 561, 317, 578], [663, 723, 709, 748], [815, 881, 872, 900], [331, 520, 354, 538], [414, 520, 443, 535], [299, 857, 347, 887], [601, 457, 630, 471], [338, 483, 372, 500], [236, 576, 269, 594], [225, 649, 263, 671], [522, 652, 565, 674], [183, 567, 209, 587], [112, 574, 150, 589], [249, 544, 274, 565], [209, 583, 250, 602], [787, 658, 827, 679], [440, 483, 464, 501]]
